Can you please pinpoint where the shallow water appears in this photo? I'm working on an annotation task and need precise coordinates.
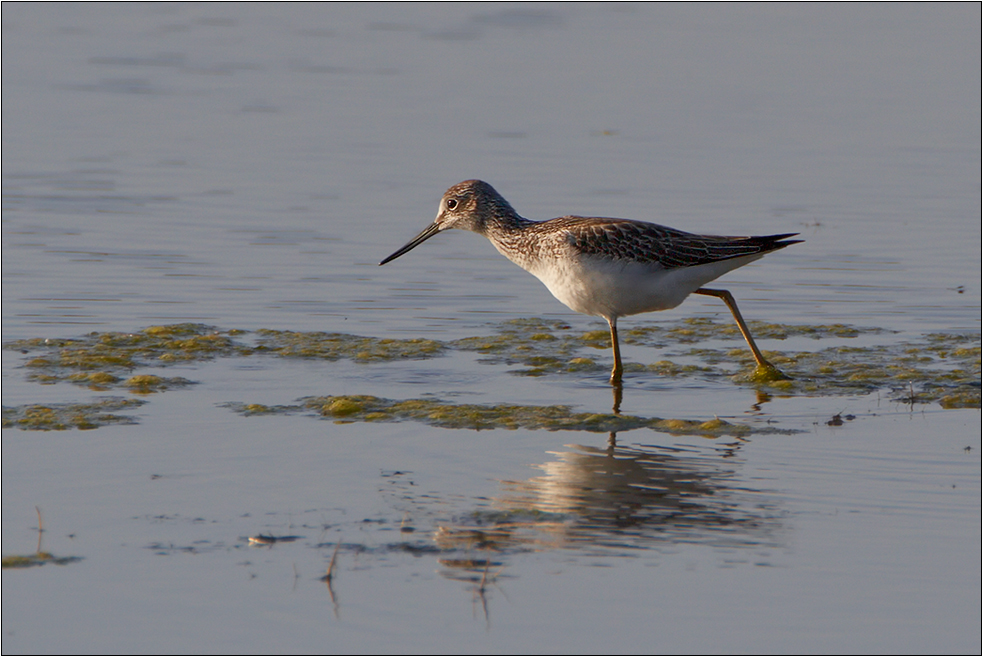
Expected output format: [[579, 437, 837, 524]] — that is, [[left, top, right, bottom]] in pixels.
[[2, 4, 981, 654]]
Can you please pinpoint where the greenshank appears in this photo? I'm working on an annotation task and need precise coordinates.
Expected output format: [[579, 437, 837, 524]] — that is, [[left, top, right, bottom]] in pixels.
[[381, 180, 801, 384]]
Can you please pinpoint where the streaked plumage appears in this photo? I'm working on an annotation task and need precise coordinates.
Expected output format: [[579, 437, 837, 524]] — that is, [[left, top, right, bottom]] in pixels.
[[380, 179, 801, 384]]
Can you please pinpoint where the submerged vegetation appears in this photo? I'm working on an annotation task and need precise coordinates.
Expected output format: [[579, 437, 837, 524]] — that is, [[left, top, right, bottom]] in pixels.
[[2, 398, 147, 431], [2, 508, 83, 569], [6, 324, 246, 390], [746, 333, 981, 407], [2, 552, 83, 569], [254, 329, 445, 361], [223, 395, 780, 436], [4, 319, 979, 431]]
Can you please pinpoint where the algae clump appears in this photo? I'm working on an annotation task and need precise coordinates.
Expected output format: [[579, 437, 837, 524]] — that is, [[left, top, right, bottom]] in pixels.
[[2, 552, 83, 569], [225, 394, 784, 437], [2, 398, 147, 431]]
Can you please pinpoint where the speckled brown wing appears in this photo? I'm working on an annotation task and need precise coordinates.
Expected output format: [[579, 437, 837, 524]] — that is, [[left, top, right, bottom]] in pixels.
[[556, 216, 801, 269]]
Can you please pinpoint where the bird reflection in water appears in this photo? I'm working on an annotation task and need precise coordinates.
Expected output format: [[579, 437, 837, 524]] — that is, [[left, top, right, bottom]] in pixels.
[[434, 432, 783, 625], [435, 389, 784, 624], [493, 434, 781, 550], [436, 432, 784, 599]]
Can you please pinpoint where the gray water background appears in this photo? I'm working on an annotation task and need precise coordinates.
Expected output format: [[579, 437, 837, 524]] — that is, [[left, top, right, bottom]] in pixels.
[[2, 4, 980, 654]]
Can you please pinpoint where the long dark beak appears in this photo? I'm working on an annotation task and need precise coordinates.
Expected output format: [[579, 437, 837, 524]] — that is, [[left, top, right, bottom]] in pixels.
[[379, 221, 442, 265]]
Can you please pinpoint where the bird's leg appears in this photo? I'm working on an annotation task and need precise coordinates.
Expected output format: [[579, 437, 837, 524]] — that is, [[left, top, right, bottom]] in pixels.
[[606, 316, 623, 385], [694, 288, 783, 375]]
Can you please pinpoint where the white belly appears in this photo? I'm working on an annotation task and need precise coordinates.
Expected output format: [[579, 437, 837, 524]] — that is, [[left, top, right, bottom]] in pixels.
[[518, 252, 764, 320]]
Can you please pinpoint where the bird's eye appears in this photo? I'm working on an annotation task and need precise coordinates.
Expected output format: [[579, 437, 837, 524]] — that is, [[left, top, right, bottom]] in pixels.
[[446, 198, 458, 211]]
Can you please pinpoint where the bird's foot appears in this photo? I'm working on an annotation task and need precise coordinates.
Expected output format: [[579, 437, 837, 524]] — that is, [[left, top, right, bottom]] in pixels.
[[746, 361, 791, 383]]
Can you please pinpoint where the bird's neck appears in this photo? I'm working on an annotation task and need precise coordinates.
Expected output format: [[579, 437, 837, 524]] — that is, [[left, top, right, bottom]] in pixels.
[[485, 211, 535, 235], [483, 213, 542, 271]]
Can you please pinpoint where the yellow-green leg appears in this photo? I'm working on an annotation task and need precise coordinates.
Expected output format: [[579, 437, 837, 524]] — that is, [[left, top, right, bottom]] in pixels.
[[606, 316, 623, 385], [695, 287, 785, 377]]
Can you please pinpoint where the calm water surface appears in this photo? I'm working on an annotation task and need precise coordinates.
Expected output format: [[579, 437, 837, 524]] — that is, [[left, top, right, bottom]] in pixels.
[[2, 4, 980, 654]]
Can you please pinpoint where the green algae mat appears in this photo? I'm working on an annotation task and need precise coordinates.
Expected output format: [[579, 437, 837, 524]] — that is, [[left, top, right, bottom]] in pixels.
[[3, 320, 979, 431], [221, 395, 779, 437]]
